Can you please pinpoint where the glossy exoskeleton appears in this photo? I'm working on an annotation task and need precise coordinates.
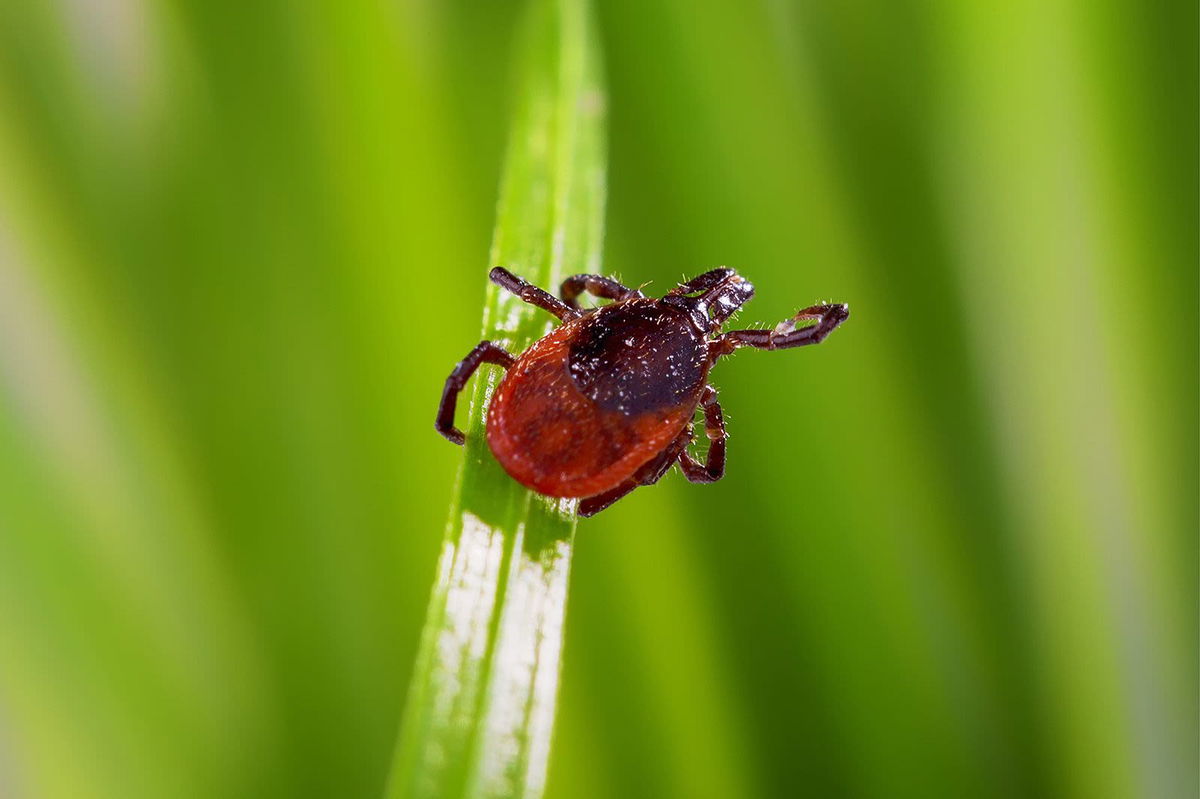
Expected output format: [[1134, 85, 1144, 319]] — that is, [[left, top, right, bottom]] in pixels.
[[436, 267, 849, 516]]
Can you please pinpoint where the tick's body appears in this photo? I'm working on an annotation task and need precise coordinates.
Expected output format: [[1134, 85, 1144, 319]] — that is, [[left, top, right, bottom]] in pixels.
[[436, 267, 849, 516], [488, 299, 708, 498]]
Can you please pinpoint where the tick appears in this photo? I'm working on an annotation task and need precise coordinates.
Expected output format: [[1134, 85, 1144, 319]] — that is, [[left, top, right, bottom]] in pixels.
[[436, 267, 850, 516]]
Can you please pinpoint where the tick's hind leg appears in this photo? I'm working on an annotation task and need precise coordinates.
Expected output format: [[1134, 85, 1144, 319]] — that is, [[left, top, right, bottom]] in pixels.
[[559, 274, 642, 309], [678, 385, 726, 483], [490, 267, 574, 320], [719, 303, 849, 352], [435, 340, 515, 445], [579, 387, 726, 516], [578, 434, 690, 517], [577, 480, 636, 518]]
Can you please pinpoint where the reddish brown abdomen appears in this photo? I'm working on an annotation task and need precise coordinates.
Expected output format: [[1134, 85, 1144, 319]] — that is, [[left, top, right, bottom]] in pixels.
[[487, 302, 708, 498]]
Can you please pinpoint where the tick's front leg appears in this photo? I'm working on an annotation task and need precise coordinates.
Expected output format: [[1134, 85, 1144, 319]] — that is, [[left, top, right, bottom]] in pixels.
[[559, 274, 642, 309], [678, 385, 726, 483], [719, 303, 849, 352], [490, 267, 575, 320], [435, 340, 515, 445]]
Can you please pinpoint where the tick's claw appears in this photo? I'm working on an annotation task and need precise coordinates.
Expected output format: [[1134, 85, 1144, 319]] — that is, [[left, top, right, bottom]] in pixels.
[[438, 425, 466, 445]]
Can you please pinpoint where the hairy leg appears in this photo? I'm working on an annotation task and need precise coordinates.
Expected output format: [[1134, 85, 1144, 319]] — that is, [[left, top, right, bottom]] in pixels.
[[677, 385, 726, 483], [490, 266, 574, 320], [718, 303, 849, 353], [560, 273, 641, 308], [578, 432, 691, 517], [435, 340, 515, 445]]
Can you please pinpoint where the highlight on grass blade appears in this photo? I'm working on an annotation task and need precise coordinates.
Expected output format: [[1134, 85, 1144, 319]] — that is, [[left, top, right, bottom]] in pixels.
[[386, 0, 605, 796]]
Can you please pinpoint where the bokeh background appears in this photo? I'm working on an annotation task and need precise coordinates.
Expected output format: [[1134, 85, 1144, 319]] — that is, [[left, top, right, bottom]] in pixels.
[[0, 1, 1195, 798]]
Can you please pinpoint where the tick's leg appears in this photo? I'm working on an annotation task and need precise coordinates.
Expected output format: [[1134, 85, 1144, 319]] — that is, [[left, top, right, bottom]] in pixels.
[[577, 480, 637, 518], [581, 387, 726, 512], [667, 267, 736, 296], [559, 274, 642, 309], [678, 385, 726, 483], [717, 303, 849, 353], [578, 434, 690, 517], [490, 267, 574, 320], [435, 340, 515, 445]]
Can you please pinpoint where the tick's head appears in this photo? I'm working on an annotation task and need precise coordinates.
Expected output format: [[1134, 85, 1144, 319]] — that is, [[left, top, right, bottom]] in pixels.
[[664, 267, 756, 332]]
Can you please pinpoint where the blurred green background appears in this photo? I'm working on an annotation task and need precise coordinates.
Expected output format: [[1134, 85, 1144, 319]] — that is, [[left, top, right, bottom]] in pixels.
[[0, 0, 1195, 798]]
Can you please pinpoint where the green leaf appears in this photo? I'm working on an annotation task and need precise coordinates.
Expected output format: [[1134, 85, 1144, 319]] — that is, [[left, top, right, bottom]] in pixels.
[[385, 0, 605, 798]]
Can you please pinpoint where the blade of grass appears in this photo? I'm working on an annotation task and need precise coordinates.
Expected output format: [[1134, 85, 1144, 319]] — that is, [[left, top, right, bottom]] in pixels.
[[386, 0, 604, 798]]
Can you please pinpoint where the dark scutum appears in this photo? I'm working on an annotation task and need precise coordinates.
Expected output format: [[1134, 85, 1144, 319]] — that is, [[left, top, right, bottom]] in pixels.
[[567, 301, 708, 415]]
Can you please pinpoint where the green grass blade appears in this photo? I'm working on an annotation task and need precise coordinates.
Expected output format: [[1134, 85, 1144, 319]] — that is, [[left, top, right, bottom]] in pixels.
[[386, 0, 604, 798]]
